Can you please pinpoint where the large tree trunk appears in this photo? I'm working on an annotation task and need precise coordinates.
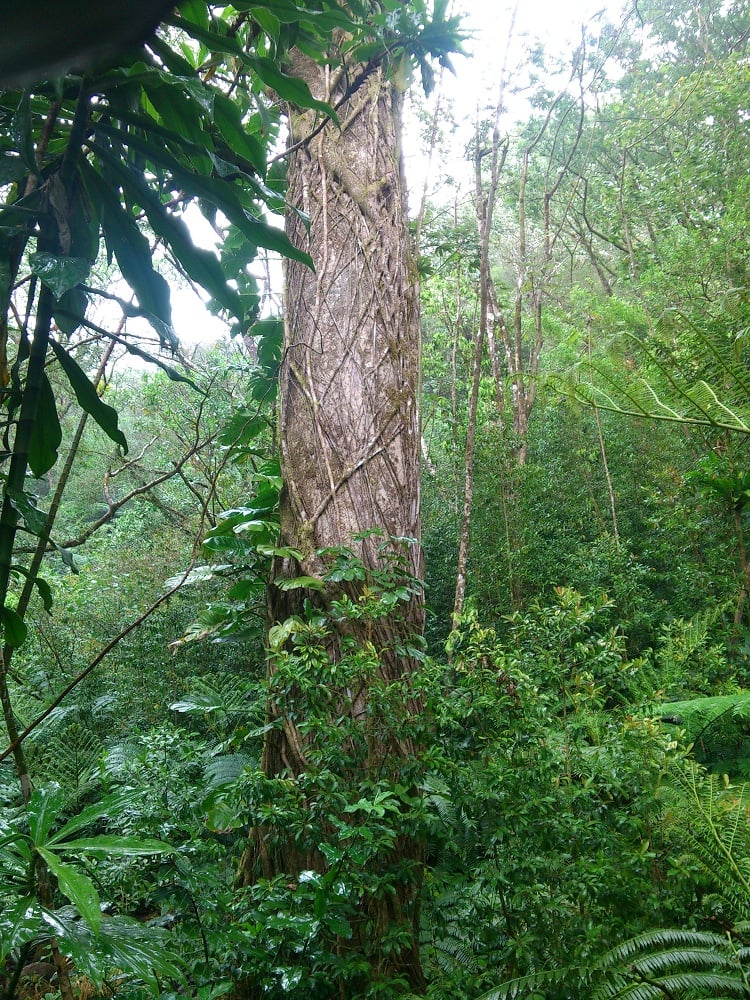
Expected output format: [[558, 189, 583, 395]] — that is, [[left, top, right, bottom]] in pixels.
[[277, 61, 423, 598], [239, 52, 425, 994]]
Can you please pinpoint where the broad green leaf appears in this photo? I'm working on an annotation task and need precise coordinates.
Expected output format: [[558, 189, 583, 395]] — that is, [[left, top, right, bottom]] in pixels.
[[0, 897, 40, 964], [274, 575, 325, 591], [247, 7, 281, 41], [53, 285, 89, 336], [7, 488, 47, 535], [168, 11, 245, 57], [227, 577, 265, 600], [268, 616, 303, 650], [10, 565, 53, 612], [324, 914, 353, 939], [45, 791, 138, 846], [68, 182, 100, 261], [213, 93, 267, 174], [27, 783, 66, 847], [50, 340, 128, 452], [204, 795, 245, 832], [28, 373, 62, 478], [246, 55, 338, 122], [60, 836, 173, 859], [142, 79, 211, 157], [45, 905, 184, 990], [258, 544, 303, 560], [97, 916, 184, 989], [37, 847, 102, 934], [89, 130, 312, 266], [92, 145, 244, 320], [81, 162, 174, 344], [29, 253, 90, 298], [0, 605, 27, 647]]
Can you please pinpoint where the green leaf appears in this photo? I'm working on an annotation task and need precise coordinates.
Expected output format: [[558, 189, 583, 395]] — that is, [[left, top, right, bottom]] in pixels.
[[268, 616, 303, 650], [0, 605, 27, 648], [60, 836, 173, 859], [53, 285, 89, 336], [81, 162, 174, 345], [12, 92, 37, 176], [213, 92, 267, 174], [246, 55, 338, 122], [0, 897, 40, 965], [92, 147, 244, 320], [7, 488, 47, 535], [48, 912, 184, 991], [46, 790, 138, 845], [218, 409, 267, 447], [273, 575, 325, 591], [50, 341, 128, 452], [10, 565, 53, 612], [168, 11, 245, 57], [89, 130, 312, 267], [116, 340, 200, 389], [27, 783, 66, 847], [324, 914, 353, 939], [142, 78, 211, 157], [28, 373, 61, 478], [37, 847, 102, 934], [29, 253, 91, 298]]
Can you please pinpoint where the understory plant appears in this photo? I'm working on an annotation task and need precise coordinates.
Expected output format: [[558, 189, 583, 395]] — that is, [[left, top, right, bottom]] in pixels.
[[483, 759, 750, 999], [418, 598, 689, 999], [0, 783, 180, 1000]]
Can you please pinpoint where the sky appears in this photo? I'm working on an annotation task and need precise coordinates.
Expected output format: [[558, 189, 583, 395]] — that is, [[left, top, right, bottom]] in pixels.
[[401, 0, 629, 212]]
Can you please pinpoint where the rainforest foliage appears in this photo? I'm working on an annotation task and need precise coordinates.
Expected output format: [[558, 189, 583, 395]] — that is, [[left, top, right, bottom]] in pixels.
[[1, 1, 750, 998]]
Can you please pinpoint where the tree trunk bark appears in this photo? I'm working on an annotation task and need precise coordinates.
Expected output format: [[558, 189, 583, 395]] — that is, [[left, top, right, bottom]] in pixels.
[[240, 52, 425, 994]]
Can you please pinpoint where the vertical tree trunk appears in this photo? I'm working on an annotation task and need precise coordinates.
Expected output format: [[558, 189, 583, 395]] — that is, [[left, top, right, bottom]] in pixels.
[[241, 52, 425, 993], [276, 56, 422, 603]]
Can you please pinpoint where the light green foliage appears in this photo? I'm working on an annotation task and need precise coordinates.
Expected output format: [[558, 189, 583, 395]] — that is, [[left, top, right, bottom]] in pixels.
[[659, 692, 750, 777]]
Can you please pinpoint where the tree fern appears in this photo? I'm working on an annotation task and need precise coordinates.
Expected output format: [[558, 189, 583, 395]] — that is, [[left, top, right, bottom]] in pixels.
[[482, 929, 750, 999], [548, 314, 750, 436], [668, 762, 750, 917]]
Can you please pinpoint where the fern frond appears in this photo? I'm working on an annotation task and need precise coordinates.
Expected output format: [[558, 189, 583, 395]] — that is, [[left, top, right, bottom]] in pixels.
[[476, 965, 575, 1000], [596, 972, 749, 998], [547, 312, 750, 435], [595, 929, 732, 968], [203, 753, 253, 791]]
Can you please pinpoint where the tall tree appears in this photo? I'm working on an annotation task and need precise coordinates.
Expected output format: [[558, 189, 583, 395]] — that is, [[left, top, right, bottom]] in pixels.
[[237, 8, 460, 992]]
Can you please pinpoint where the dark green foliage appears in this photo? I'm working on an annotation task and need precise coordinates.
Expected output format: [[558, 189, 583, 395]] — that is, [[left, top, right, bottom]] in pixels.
[[417, 601, 694, 998], [660, 693, 750, 778]]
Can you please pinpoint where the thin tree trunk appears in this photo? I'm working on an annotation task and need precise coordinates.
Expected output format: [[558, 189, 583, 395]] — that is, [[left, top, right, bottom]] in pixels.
[[587, 323, 619, 546], [452, 315, 484, 626], [452, 71, 510, 625], [733, 507, 750, 629]]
